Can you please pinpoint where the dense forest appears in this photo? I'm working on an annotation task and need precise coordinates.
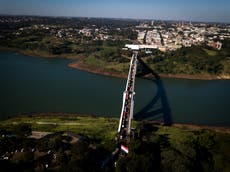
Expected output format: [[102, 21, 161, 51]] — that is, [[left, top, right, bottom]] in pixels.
[[142, 41, 230, 75]]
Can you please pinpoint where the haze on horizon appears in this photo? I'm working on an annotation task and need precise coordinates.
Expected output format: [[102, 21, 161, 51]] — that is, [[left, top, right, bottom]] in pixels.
[[0, 0, 230, 23]]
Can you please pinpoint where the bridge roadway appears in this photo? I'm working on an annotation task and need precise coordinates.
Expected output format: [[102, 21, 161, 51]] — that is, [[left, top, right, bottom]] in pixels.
[[117, 51, 138, 150], [101, 51, 138, 167]]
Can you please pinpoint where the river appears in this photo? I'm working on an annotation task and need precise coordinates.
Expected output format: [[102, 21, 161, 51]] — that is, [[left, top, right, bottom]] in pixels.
[[0, 51, 229, 126]]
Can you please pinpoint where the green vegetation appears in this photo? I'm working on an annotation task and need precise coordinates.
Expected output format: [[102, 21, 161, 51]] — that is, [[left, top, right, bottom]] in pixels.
[[144, 42, 230, 76], [204, 49, 218, 56], [0, 32, 132, 75], [0, 16, 136, 76], [0, 115, 118, 143], [1, 16, 230, 79], [82, 45, 130, 74], [0, 115, 229, 171], [116, 123, 230, 172], [3, 35, 230, 78], [0, 115, 119, 171]]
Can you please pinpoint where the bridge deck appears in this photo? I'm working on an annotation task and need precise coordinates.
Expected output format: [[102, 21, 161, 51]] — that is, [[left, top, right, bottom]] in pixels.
[[117, 51, 138, 146]]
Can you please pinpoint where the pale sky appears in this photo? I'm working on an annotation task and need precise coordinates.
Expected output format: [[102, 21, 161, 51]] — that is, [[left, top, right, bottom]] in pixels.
[[0, 0, 229, 22]]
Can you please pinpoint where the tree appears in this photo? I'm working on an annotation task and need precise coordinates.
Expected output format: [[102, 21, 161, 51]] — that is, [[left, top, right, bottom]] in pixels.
[[11, 123, 32, 137]]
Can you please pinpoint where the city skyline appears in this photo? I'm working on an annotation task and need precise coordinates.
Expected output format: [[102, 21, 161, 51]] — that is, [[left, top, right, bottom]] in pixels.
[[0, 0, 230, 23]]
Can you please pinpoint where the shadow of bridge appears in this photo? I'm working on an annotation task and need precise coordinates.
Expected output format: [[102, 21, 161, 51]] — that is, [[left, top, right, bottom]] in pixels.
[[134, 58, 172, 125]]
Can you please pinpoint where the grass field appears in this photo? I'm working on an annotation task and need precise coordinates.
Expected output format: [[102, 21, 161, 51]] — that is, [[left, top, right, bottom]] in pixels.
[[0, 114, 119, 142], [1, 114, 229, 141], [203, 48, 218, 56], [83, 53, 130, 73]]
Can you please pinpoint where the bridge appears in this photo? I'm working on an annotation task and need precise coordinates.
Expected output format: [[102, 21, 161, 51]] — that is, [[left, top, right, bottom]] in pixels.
[[101, 51, 138, 167], [102, 49, 172, 168], [117, 51, 138, 153]]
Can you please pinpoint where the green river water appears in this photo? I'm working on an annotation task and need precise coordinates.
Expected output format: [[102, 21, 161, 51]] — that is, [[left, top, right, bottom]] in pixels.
[[0, 51, 229, 126]]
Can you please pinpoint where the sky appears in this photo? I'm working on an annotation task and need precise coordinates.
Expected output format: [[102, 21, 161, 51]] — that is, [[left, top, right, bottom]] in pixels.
[[0, 0, 230, 23]]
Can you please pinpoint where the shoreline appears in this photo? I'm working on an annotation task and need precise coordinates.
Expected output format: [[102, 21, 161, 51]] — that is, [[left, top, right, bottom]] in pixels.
[[69, 62, 230, 80], [68, 61, 128, 79], [159, 73, 230, 80], [4, 113, 230, 133], [1, 48, 230, 80], [172, 123, 230, 134]]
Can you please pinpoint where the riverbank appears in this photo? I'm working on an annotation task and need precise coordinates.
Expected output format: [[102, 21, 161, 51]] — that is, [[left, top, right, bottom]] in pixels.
[[158, 73, 230, 80], [68, 61, 127, 79], [1, 113, 229, 134], [1, 48, 230, 80], [69, 61, 230, 80], [0, 47, 81, 59]]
